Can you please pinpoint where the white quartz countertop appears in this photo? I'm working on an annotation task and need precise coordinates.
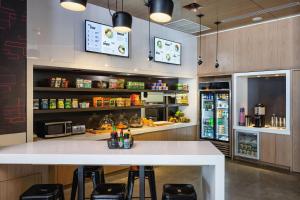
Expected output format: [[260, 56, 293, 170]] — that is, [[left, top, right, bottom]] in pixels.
[[47, 122, 195, 141], [0, 140, 223, 166]]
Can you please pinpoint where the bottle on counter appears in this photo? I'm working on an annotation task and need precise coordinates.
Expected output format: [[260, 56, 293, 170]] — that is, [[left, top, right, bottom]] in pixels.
[[124, 133, 131, 149], [118, 130, 124, 148], [239, 108, 246, 126]]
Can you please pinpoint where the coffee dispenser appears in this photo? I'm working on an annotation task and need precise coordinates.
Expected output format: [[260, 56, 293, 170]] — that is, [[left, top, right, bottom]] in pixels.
[[254, 104, 265, 127]]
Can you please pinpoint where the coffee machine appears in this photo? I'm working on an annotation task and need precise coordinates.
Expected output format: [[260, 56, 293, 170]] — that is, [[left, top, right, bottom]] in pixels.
[[254, 104, 265, 127]]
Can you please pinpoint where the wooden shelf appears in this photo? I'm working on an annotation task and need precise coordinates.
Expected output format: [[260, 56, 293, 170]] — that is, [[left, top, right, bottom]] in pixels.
[[33, 87, 188, 94], [33, 104, 188, 114]]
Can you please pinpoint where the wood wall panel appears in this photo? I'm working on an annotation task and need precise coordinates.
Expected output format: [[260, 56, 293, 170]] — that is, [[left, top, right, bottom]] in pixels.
[[198, 31, 234, 76], [0, 165, 48, 200], [292, 70, 300, 172], [198, 16, 300, 77], [234, 22, 279, 72], [275, 135, 291, 167], [260, 133, 276, 164]]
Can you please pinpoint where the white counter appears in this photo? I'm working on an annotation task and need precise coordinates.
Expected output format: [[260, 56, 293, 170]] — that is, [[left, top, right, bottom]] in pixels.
[[0, 140, 224, 200], [45, 122, 195, 141]]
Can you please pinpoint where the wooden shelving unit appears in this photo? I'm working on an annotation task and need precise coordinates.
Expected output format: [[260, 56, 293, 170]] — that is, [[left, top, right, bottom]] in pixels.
[[33, 103, 188, 114], [33, 87, 189, 94]]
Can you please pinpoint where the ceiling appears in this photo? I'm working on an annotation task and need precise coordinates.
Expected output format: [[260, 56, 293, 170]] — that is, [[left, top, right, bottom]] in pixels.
[[89, 0, 300, 35]]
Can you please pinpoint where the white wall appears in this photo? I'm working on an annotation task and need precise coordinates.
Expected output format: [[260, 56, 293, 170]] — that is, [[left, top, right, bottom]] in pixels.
[[27, 0, 197, 78], [26, 0, 198, 141]]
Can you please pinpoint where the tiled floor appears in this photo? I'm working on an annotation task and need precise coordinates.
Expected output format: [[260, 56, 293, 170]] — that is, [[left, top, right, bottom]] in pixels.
[[65, 160, 300, 200]]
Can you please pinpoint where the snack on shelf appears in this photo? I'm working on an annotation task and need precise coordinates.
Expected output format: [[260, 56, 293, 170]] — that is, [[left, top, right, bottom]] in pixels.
[[49, 99, 57, 109], [109, 79, 118, 89], [33, 99, 39, 110], [116, 79, 125, 89], [130, 94, 141, 106], [92, 80, 108, 89], [124, 98, 131, 107], [127, 81, 145, 90], [176, 94, 189, 105], [116, 98, 125, 107], [65, 99, 72, 109], [72, 99, 79, 108], [57, 99, 65, 109], [109, 98, 116, 107], [93, 97, 104, 108]]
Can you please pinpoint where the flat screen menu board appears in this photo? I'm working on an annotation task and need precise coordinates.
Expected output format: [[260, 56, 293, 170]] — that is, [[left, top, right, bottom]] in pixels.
[[154, 37, 181, 65], [85, 20, 129, 57]]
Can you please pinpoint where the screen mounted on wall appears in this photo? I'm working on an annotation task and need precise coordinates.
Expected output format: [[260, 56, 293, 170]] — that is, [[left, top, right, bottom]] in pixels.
[[85, 20, 129, 57], [154, 37, 181, 65]]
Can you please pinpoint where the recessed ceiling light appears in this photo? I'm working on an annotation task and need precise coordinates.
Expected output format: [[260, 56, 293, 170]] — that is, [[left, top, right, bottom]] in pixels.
[[252, 16, 263, 22], [183, 3, 202, 12]]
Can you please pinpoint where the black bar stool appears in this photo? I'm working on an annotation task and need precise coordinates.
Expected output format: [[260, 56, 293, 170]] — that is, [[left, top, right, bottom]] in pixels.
[[162, 184, 197, 200], [20, 184, 65, 200], [91, 183, 126, 200], [127, 166, 157, 200], [70, 166, 105, 200]]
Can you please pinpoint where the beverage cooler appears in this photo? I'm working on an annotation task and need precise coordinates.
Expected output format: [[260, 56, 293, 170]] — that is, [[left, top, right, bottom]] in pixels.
[[199, 81, 231, 156], [235, 130, 259, 160]]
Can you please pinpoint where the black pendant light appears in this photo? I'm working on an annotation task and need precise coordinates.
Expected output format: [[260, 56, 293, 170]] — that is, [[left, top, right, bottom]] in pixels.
[[149, 0, 174, 23], [197, 14, 204, 66], [148, 6, 153, 61], [111, 0, 132, 33], [60, 0, 87, 12], [215, 21, 221, 68]]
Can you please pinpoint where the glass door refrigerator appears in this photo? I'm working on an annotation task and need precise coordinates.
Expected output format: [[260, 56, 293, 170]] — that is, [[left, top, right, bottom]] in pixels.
[[199, 81, 231, 156]]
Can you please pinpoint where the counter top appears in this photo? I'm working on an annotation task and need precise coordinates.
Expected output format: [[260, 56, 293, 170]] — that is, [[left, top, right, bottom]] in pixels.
[[44, 122, 195, 141], [0, 140, 223, 165]]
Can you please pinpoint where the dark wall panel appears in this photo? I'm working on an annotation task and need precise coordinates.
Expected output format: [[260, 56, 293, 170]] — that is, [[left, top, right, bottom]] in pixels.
[[0, 0, 26, 134]]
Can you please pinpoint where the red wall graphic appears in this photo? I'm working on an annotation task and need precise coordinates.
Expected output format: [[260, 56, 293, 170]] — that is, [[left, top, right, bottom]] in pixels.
[[0, 0, 26, 134]]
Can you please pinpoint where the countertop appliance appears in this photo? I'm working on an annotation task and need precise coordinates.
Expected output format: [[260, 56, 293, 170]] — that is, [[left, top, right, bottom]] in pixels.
[[199, 80, 231, 157], [35, 120, 72, 138], [254, 104, 265, 127], [72, 124, 86, 135]]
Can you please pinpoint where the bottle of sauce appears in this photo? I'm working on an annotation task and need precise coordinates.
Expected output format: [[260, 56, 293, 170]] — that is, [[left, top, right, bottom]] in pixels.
[[124, 133, 131, 149], [118, 130, 124, 148]]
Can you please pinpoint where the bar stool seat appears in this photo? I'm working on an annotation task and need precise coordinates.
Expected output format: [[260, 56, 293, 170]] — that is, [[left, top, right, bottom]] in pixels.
[[127, 166, 157, 200], [70, 166, 105, 200], [20, 184, 64, 200], [91, 183, 126, 200], [162, 184, 197, 200]]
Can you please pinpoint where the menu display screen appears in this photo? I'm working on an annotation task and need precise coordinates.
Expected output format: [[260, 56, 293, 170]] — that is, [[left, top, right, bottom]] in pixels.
[[85, 20, 129, 57], [154, 37, 181, 65]]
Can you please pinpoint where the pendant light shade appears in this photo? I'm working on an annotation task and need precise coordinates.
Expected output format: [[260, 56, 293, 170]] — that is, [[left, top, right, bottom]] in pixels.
[[112, 11, 132, 33], [150, 0, 174, 23], [60, 0, 87, 12]]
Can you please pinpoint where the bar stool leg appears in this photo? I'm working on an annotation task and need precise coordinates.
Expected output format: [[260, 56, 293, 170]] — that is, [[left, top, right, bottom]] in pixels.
[[70, 170, 78, 200], [148, 171, 157, 200], [92, 172, 100, 189], [126, 172, 135, 200], [100, 168, 105, 183], [77, 166, 85, 200], [139, 166, 145, 200]]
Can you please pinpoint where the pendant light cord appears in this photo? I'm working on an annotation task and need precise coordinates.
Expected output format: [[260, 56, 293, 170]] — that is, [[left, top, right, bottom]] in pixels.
[[108, 0, 114, 16], [148, 6, 151, 54], [199, 16, 202, 57], [216, 22, 219, 62]]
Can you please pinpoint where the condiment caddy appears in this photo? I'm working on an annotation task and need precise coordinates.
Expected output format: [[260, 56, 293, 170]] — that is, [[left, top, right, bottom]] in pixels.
[[107, 126, 134, 149]]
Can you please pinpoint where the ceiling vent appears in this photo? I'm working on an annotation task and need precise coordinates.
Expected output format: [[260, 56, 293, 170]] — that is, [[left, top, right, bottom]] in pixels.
[[164, 19, 210, 34], [222, 1, 300, 23], [183, 2, 202, 12]]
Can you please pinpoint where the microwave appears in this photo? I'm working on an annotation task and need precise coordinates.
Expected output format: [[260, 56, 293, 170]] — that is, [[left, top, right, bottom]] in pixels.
[[35, 121, 72, 138]]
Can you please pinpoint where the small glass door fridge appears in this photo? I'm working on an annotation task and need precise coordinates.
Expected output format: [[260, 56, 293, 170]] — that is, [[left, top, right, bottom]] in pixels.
[[199, 81, 231, 143]]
